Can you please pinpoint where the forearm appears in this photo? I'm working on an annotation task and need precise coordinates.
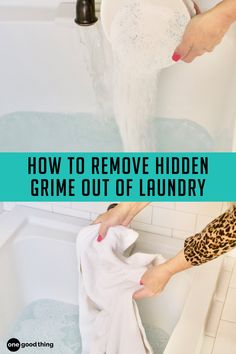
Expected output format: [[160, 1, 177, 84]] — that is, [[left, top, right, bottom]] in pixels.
[[134, 249, 192, 300], [128, 202, 150, 217], [164, 250, 192, 276], [119, 202, 150, 223], [213, 0, 236, 25]]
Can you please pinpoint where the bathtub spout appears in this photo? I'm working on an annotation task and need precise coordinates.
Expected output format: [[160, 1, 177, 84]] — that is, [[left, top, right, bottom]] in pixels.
[[75, 0, 98, 26]]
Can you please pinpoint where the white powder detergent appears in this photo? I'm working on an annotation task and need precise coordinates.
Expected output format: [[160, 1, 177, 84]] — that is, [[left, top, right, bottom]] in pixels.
[[101, 0, 196, 151]]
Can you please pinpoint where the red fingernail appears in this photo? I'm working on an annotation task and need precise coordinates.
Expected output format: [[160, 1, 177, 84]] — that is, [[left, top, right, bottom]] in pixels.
[[172, 52, 181, 62], [97, 235, 103, 242], [140, 280, 144, 286]]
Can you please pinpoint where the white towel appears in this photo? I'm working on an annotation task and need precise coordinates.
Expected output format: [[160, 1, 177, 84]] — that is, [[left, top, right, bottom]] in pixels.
[[77, 224, 165, 354]]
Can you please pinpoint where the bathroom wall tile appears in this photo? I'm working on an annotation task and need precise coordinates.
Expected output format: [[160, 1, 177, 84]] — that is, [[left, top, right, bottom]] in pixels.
[[176, 202, 222, 217], [71, 202, 110, 213], [18, 202, 52, 211], [215, 269, 232, 302], [152, 202, 175, 210], [221, 202, 231, 213], [172, 229, 190, 240], [51, 202, 72, 208], [195, 214, 214, 233], [229, 264, 236, 288], [133, 205, 152, 224], [72, 203, 153, 224], [223, 256, 236, 272], [152, 207, 196, 232], [233, 121, 236, 152], [7, 202, 223, 245], [221, 288, 236, 323], [131, 221, 172, 237], [228, 248, 236, 259], [205, 300, 223, 337], [200, 336, 215, 354], [212, 321, 236, 354], [52, 204, 91, 220]]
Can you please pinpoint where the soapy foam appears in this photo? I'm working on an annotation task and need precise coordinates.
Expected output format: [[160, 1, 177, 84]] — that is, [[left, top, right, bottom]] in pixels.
[[1, 299, 170, 354]]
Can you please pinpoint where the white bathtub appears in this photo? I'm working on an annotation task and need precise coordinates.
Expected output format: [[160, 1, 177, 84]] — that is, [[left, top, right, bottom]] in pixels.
[[0, 206, 223, 354], [0, 1, 235, 151]]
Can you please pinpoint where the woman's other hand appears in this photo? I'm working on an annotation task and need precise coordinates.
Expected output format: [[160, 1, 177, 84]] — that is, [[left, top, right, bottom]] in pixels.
[[133, 250, 192, 300], [172, 0, 236, 63], [133, 264, 173, 300]]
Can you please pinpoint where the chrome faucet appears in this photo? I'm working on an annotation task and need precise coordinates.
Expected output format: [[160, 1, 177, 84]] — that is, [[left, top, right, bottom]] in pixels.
[[75, 0, 98, 26]]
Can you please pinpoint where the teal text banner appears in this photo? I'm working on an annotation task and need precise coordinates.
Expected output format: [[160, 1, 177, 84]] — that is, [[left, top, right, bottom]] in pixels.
[[0, 153, 235, 202]]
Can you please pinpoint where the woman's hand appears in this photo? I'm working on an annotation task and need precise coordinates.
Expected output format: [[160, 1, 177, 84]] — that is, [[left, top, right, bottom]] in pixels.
[[133, 264, 173, 300], [93, 202, 150, 241], [173, 1, 236, 63], [93, 203, 133, 241], [133, 250, 192, 300]]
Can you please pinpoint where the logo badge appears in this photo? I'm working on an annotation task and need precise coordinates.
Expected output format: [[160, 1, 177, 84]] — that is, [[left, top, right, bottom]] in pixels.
[[7, 338, 21, 352]]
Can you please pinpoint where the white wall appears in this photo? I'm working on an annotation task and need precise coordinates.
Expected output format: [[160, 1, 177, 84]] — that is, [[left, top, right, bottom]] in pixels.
[[233, 119, 236, 152], [3, 202, 226, 241]]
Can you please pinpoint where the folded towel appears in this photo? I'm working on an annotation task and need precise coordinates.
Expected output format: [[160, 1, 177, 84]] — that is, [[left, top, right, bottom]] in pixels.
[[77, 225, 165, 354]]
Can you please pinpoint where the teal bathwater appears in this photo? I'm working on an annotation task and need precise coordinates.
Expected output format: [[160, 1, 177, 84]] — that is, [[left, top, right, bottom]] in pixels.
[[2, 299, 170, 354], [0, 112, 214, 151]]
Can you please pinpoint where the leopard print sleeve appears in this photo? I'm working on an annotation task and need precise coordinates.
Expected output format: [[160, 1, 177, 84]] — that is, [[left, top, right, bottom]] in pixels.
[[184, 205, 236, 266]]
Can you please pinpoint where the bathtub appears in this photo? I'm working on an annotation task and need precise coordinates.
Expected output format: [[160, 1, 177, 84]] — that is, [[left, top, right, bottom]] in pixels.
[[0, 206, 223, 354], [0, 1, 235, 151]]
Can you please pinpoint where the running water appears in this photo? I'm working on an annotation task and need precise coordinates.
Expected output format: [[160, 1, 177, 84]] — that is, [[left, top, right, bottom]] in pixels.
[[108, 0, 194, 151], [113, 62, 159, 151]]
